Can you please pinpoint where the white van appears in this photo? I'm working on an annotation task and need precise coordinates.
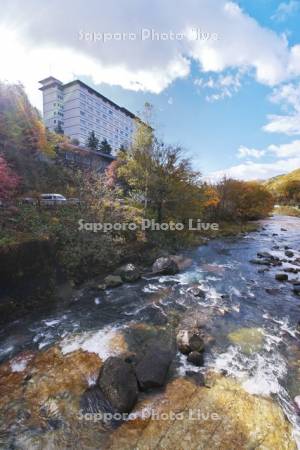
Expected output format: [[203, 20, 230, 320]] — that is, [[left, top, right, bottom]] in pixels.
[[40, 194, 67, 205]]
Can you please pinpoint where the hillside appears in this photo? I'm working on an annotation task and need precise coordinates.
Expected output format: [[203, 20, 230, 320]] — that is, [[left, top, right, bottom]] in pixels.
[[264, 169, 300, 194]]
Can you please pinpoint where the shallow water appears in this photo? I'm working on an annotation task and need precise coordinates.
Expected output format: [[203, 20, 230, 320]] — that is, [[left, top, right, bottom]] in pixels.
[[1, 215, 300, 448]]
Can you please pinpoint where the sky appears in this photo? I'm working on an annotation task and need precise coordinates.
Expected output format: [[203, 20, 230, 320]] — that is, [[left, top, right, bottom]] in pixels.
[[1, 0, 300, 180]]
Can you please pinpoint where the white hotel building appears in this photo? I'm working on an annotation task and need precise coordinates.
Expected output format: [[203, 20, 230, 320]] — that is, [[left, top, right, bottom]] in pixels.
[[39, 77, 137, 152]]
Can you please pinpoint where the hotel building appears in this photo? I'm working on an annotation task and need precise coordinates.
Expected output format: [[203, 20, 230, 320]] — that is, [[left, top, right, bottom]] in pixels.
[[39, 77, 138, 152]]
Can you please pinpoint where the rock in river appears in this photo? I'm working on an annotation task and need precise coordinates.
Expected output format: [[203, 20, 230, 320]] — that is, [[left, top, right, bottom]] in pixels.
[[135, 345, 173, 390], [115, 264, 140, 282], [275, 273, 288, 282], [104, 275, 123, 288], [98, 357, 138, 413], [176, 329, 205, 355], [187, 351, 204, 366], [152, 257, 179, 275]]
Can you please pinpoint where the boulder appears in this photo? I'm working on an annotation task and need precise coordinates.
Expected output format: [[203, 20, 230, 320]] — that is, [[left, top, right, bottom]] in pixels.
[[257, 252, 273, 259], [98, 357, 138, 412], [265, 288, 280, 295], [135, 345, 173, 390], [104, 275, 123, 288], [187, 351, 204, 366], [176, 329, 205, 354], [152, 257, 179, 275], [115, 264, 140, 282], [275, 273, 288, 282], [285, 250, 294, 258], [80, 386, 117, 424], [189, 334, 205, 352], [250, 259, 271, 266]]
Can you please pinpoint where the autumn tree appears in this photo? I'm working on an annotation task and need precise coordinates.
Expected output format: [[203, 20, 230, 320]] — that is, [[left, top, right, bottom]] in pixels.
[[0, 155, 20, 200]]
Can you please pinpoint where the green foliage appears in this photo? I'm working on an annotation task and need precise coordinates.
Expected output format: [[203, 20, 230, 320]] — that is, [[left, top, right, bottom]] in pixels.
[[86, 130, 99, 151], [99, 138, 112, 154]]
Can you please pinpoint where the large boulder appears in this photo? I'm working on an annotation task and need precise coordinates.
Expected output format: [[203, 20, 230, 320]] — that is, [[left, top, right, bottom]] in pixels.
[[152, 257, 179, 275], [104, 275, 123, 288], [98, 357, 138, 412], [115, 264, 140, 282], [135, 345, 173, 390]]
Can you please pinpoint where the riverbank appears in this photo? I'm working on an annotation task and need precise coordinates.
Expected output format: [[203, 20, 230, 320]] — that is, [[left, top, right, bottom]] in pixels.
[[0, 217, 259, 325]]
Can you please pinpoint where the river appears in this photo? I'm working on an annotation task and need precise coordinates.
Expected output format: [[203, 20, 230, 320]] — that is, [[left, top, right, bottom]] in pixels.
[[0, 215, 300, 449]]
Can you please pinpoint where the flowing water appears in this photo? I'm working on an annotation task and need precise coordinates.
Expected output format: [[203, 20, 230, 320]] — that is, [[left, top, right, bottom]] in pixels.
[[1, 215, 300, 448]]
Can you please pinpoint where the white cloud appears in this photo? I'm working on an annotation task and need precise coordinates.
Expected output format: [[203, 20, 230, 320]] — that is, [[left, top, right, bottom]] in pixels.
[[237, 146, 265, 159], [167, 96, 174, 105], [1, 0, 300, 109], [264, 81, 300, 135], [208, 157, 300, 181], [271, 1, 299, 22], [263, 113, 300, 135], [194, 71, 242, 101]]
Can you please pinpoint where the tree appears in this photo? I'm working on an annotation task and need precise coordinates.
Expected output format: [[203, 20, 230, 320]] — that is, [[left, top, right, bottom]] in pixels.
[[54, 123, 64, 134], [86, 131, 99, 151], [99, 138, 112, 155], [279, 179, 300, 205], [0, 155, 20, 200]]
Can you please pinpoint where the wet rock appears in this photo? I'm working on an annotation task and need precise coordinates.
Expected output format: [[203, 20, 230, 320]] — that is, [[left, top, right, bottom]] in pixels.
[[258, 268, 269, 273], [187, 351, 204, 366], [80, 385, 116, 417], [228, 327, 264, 355], [265, 288, 280, 295], [189, 334, 205, 353], [98, 357, 138, 413], [281, 228, 288, 231], [284, 268, 299, 274], [275, 273, 288, 282], [188, 286, 206, 298], [272, 245, 280, 250], [104, 275, 123, 288], [293, 285, 300, 296], [136, 304, 168, 325], [107, 377, 297, 449], [185, 370, 205, 386], [170, 255, 193, 271], [250, 258, 271, 266], [176, 330, 204, 355], [257, 251, 273, 259], [285, 250, 294, 258], [152, 257, 179, 276], [135, 345, 173, 390], [114, 264, 140, 282]]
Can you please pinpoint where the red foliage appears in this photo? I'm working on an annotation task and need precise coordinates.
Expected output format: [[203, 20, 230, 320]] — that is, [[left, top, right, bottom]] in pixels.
[[0, 155, 20, 200]]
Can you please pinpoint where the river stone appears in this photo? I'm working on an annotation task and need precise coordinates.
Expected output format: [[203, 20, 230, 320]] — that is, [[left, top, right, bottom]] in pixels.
[[293, 285, 300, 296], [115, 264, 140, 282], [285, 250, 294, 258], [152, 257, 179, 275], [275, 273, 288, 282], [187, 351, 204, 366], [189, 334, 205, 352], [104, 275, 123, 288], [135, 345, 173, 390], [98, 357, 138, 413], [80, 386, 117, 424]]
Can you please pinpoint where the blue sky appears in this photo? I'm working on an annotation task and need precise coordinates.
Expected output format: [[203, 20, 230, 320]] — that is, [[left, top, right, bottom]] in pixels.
[[1, 0, 300, 180]]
